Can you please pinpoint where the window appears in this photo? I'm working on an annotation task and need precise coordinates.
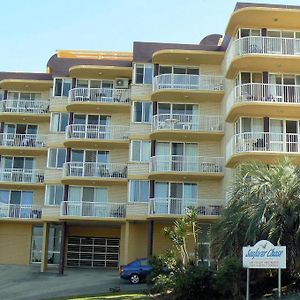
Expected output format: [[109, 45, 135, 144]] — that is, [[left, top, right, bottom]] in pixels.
[[54, 78, 72, 97], [134, 64, 153, 84], [7, 92, 42, 100], [198, 224, 213, 267], [0, 190, 33, 205], [45, 185, 64, 205], [1, 156, 34, 170], [158, 65, 199, 75], [132, 102, 152, 123], [68, 186, 108, 202], [154, 182, 198, 199], [129, 180, 149, 202], [131, 141, 151, 162], [4, 123, 37, 134], [31, 225, 61, 264], [0, 90, 3, 101], [47, 149, 66, 168], [76, 79, 113, 89], [50, 113, 68, 132]]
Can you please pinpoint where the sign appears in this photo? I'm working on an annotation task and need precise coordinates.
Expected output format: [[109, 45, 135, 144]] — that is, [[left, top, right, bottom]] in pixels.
[[243, 240, 286, 269]]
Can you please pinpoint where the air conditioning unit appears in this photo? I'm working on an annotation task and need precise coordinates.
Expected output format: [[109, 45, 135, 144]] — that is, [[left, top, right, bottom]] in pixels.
[[114, 78, 129, 89]]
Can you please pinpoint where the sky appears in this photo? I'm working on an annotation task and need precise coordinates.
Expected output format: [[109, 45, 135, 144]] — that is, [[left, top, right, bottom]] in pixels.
[[1, 0, 300, 73]]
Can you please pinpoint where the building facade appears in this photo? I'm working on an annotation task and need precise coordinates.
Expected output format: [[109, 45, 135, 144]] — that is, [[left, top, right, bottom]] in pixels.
[[0, 2, 299, 272]]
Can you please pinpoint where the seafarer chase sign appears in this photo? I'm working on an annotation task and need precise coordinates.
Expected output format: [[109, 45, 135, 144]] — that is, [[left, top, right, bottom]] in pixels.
[[243, 240, 286, 269]]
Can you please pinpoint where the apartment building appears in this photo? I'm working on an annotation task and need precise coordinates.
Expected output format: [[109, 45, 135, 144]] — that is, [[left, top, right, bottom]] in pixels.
[[1, 2, 299, 272]]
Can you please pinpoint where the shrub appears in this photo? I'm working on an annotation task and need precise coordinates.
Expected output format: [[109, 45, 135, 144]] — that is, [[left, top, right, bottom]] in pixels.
[[214, 257, 243, 299], [148, 249, 180, 292], [174, 264, 215, 300]]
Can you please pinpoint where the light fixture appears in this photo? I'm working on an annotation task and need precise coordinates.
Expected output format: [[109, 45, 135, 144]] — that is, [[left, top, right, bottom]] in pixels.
[[274, 18, 278, 22], [184, 95, 189, 99], [185, 57, 190, 61], [98, 72, 102, 75]]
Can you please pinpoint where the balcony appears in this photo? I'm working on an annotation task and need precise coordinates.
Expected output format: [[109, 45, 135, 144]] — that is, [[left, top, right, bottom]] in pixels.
[[67, 88, 130, 113], [151, 74, 224, 102], [0, 133, 47, 155], [149, 155, 224, 180], [60, 201, 126, 220], [226, 83, 300, 121], [151, 114, 224, 141], [62, 162, 128, 186], [64, 124, 129, 149], [0, 204, 42, 220], [0, 99, 50, 122], [149, 198, 223, 218], [226, 132, 300, 167], [225, 36, 300, 78], [0, 168, 44, 189]]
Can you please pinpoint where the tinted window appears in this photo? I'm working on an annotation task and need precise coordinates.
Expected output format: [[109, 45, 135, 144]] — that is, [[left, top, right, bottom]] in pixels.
[[140, 259, 149, 266], [129, 260, 140, 267]]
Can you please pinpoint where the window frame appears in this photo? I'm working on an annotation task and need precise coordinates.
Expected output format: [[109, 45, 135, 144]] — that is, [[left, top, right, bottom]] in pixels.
[[128, 180, 150, 203], [53, 78, 72, 97], [50, 112, 69, 133], [130, 140, 151, 162], [47, 148, 67, 169], [0, 189, 33, 205], [132, 101, 152, 123], [45, 185, 64, 206], [133, 64, 153, 84], [68, 186, 108, 203]]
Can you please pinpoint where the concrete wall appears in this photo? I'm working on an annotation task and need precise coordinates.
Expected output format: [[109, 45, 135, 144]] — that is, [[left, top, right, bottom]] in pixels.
[[0, 222, 32, 265]]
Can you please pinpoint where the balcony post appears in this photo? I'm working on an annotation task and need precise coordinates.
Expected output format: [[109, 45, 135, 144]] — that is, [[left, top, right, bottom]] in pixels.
[[264, 117, 270, 150], [40, 222, 50, 272], [58, 222, 67, 275], [147, 220, 154, 257]]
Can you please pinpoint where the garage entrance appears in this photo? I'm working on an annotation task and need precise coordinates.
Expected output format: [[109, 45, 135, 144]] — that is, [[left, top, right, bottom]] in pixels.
[[67, 236, 119, 268]]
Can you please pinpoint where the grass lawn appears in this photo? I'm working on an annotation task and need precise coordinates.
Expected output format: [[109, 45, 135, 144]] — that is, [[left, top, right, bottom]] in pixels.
[[64, 293, 152, 300]]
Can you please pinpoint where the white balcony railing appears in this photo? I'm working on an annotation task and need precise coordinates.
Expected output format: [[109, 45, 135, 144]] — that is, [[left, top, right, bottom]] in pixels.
[[0, 100, 50, 114], [225, 36, 300, 71], [68, 88, 130, 103], [150, 155, 224, 173], [65, 124, 129, 140], [227, 132, 300, 161], [0, 168, 44, 183], [0, 133, 47, 148], [149, 198, 223, 216], [63, 162, 127, 179], [60, 201, 126, 218], [153, 74, 224, 92], [152, 114, 224, 132], [226, 83, 300, 114], [0, 204, 42, 219]]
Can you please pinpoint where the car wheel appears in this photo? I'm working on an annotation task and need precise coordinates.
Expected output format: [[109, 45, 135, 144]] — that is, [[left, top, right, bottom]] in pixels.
[[130, 273, 140, 284]]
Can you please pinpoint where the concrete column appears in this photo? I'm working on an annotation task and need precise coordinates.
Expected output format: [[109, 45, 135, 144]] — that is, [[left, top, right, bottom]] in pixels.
[[147, 220, 154, 257], [40, 222, 50, 272], [58, 222, 67, 275], [123, 221, 130, 264]]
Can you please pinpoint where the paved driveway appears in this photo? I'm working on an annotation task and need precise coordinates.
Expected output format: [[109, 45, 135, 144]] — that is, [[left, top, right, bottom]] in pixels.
[[0, 265, 147, 300]]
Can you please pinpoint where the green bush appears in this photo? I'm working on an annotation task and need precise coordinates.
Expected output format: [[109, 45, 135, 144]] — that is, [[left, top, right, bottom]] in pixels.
[[174, 265, 215, 300], [214, 257, 243, 299], [147, 249, 180, 292]]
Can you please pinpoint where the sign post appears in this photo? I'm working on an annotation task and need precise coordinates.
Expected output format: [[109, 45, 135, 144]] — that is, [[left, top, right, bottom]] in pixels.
[[242, 240, 286, 299]]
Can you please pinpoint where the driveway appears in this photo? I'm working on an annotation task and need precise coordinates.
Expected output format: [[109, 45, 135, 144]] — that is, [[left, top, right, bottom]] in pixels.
[[0, 265, 148, 300]]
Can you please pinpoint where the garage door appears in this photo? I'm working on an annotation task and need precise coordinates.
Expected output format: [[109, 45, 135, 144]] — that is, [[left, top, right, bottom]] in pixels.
[[67, 236, 119, 268]]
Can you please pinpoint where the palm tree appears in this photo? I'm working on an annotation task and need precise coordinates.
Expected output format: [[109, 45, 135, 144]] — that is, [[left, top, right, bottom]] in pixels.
[[164, 208, 199, 266], [212, 158, 300, 274]]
